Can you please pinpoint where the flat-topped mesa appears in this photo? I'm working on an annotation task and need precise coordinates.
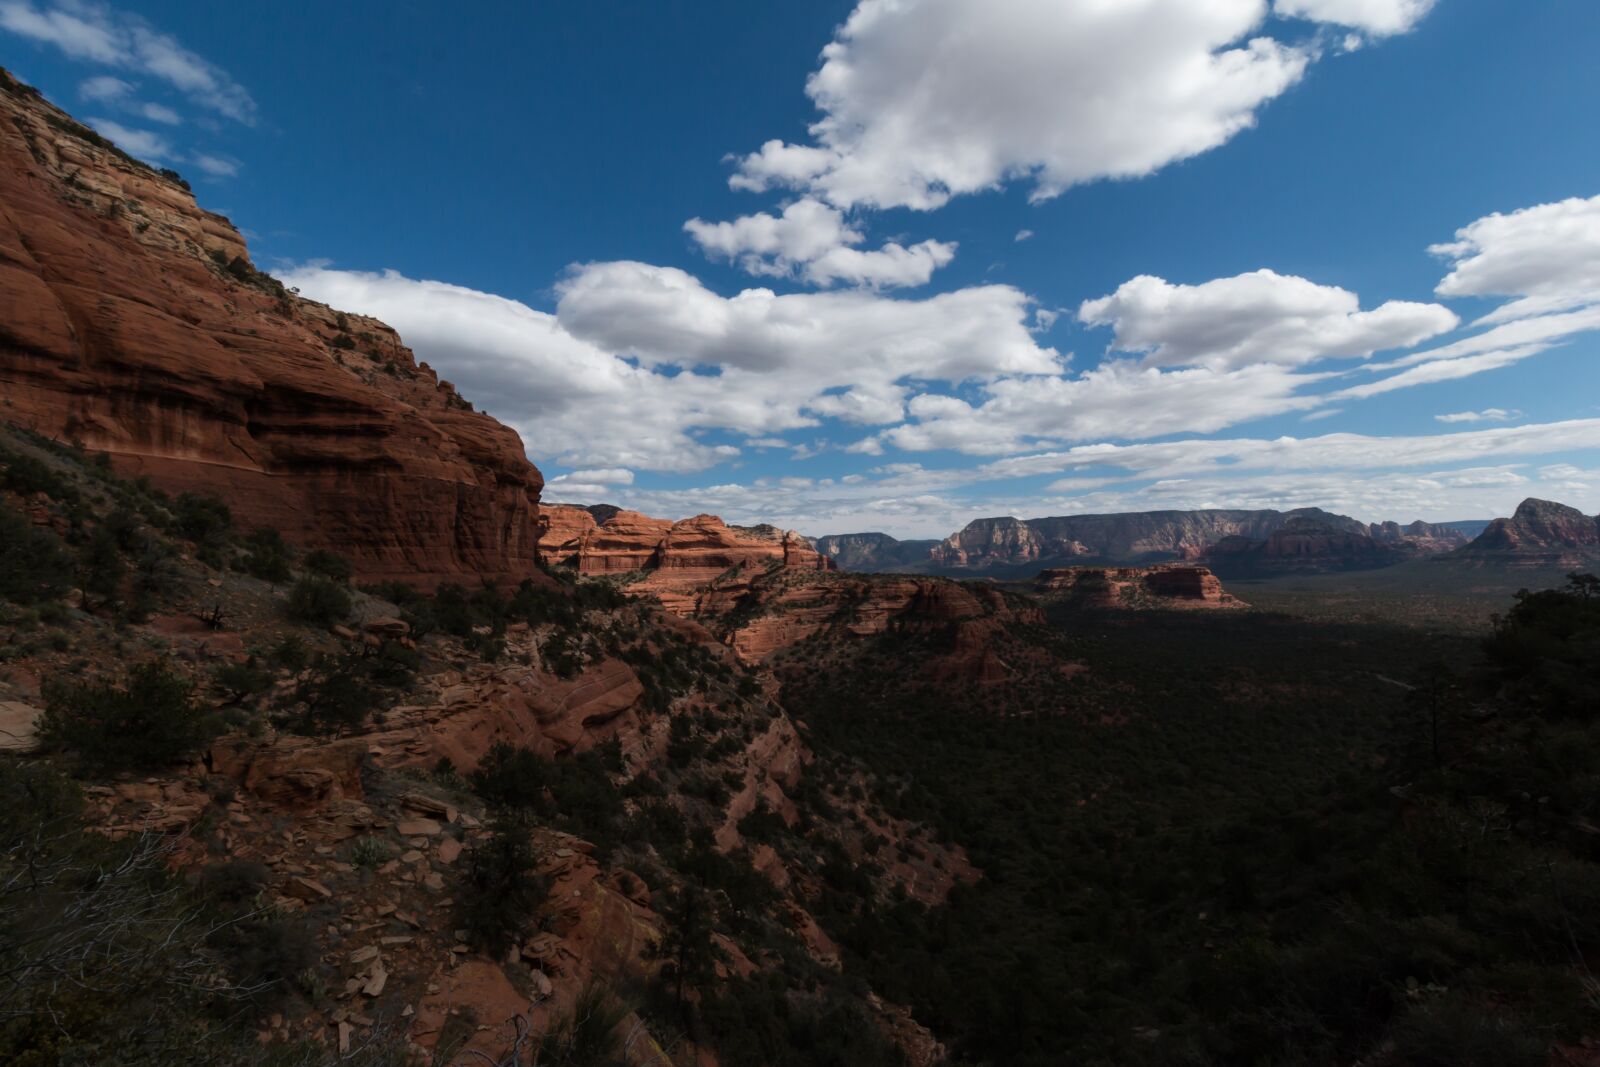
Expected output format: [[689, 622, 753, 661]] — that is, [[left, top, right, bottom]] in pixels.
[[932, 507, 1467, 573], [0, 70, 543, 583], [1449, 498, 1600, 566], [1034, 564, 1244, 609], [933, 508, 1353, 569]]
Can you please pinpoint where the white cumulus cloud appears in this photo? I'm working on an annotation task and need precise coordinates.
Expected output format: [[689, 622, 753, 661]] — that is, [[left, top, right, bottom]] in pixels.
[[730, 0, 1313, 210], [281, 262, 1059, 473], [684, 198, 955, 288], [1432, 194, 1600, 325], [1079, 269, 1457, 370], [1274, 0, 1436, 36]]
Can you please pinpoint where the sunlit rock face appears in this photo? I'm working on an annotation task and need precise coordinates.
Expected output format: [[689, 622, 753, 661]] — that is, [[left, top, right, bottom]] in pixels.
[[0, 70, 543, 584]]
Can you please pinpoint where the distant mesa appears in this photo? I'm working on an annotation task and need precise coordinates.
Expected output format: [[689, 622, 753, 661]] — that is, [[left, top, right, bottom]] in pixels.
[[814, 531, 942, 570], [814, 508, 1476, 577], [1446, 498, 1600, 567], [1199, 514, 1440, 577]]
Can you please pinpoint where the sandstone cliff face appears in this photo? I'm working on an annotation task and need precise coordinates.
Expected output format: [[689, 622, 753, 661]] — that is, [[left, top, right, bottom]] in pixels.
[[932, 508, 1334, 568], [536, 503, 601, 562], [1450, 498, 1600, 566], [538, 508, 833, 610], [0, 70, 542, 583], [813, 530, 942, 571], [1034, 564, 1244, 609], [935, 507, 1467, 573]]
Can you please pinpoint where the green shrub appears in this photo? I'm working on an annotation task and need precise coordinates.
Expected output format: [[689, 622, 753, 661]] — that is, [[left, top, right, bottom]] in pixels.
[[1, 449, 68, 496], [39, 660, 215, 774], [271, 634, 311, 671], [471, 742, 548, 809], [292, 653, 379, 733], [0, 759, 82, 850], [213, 659, 272, 705], [532, 983, 630, 1066], [349, 836, 391, 871], [170, 492, 231, 544], [242, 527, 295, 584], [471, 743, 625, 855], [362, 638, 422, 688], [79, 524, 126, 606], [0, 502, 74, 604], [303, 548, 353, 582], [458, 816, 546, 955], [285, 575, 352, 626]]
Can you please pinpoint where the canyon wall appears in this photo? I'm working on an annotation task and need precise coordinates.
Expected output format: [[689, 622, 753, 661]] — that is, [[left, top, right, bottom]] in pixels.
[[0, 69, 543, 584]]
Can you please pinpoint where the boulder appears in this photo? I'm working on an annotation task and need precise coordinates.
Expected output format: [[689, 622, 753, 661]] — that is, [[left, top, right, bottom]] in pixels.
[[0, 700, 42, 752]]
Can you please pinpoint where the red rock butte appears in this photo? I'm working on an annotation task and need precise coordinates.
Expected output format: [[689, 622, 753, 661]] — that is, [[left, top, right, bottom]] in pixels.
[[538, 505, 833, 611], [0, 70, 543, 584]]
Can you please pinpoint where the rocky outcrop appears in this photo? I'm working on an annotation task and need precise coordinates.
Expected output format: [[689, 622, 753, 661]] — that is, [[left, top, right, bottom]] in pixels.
[[0, 69, 543, 583], [363, 648, 650, 771], [209, 733, 368, 811], [813, 531, 942, 571], [0, 699, 41, 752], [1448, 498, 1600, 567], [688, 568, 1040, 682], [539, 508, 833, 609], [536, 503, 600, 562], [1034, 564, 1244, 609]]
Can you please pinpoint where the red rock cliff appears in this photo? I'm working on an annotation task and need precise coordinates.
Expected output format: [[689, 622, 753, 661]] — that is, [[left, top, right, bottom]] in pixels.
[[0, 70, 542, 583], [1450, 498, 1600, 567], [538, 507, 833, 609]]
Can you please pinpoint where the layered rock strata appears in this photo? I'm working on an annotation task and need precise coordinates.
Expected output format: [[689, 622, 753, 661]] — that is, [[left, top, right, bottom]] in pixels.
[[0, 69, 543, 583]]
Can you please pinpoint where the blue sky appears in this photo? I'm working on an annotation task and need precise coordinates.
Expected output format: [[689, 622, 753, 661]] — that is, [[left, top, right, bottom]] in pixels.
[[4, 0, 1599, 537]]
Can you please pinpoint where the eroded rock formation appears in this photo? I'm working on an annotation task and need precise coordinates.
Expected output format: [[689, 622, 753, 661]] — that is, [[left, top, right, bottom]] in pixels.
[[1449, 498, 1600, 566], [538, 508, 833, 609], [0, 69, 543, 583], [685, 568, 1042, 683]]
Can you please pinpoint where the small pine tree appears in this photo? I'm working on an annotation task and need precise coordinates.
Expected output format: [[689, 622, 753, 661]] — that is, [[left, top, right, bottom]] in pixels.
[[40, 661, 214, 774]]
